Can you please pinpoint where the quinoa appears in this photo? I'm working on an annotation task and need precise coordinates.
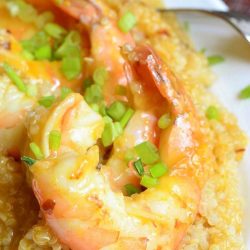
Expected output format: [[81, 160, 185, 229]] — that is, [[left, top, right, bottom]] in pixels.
[[0, 0, 247, 249]]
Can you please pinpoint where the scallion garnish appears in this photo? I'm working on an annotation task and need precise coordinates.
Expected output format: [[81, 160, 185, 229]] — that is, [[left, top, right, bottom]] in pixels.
[[107, 101, 127, 121], [206, 105, 219, 120], [124, 184, 140, 196], [26, 85, 37, 97], [158, 113, 171, 129], [135, 141, 159, 165], [49, 130, 61, 151], [118, 11, 137, 33], [39, 95, 55, 108], [84, 84, 103, 104], [140, 175, 158, 188], [61, 56, 82, 80], [34, 44, 52, 60], [120, 108, 134, 128], [133, 159, 144, 176], [44, 22, 67, 40], [207, 55, 224, 66], [29, 142, 44, 160], [21, 156, 36, 166], [149, 162, 168, 178], [2, 63, 27, 93], [93, 67, 108, 85], [101, 122, 116, 147], [238, 85, 250, 99]]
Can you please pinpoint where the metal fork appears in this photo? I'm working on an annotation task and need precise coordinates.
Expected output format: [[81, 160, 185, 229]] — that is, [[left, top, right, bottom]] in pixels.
[[158, 9, 250, 44]]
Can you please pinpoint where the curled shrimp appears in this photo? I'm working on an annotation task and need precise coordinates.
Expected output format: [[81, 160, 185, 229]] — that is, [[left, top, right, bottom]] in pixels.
[[26, 41, 210, 249], [51, 0, 134, 104]]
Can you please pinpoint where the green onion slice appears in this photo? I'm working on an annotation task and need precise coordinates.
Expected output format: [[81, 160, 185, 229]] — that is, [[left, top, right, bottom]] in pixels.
[[93, 67, 108, 85], [238, 85, 250, 99], [29, 142, 44, 160], [49, 130, 61, 151], [135, 141, 159, 165], [84, 84, 103, 104], [140, 175, 158, 188], [21, 156, 36, 166], [34, 44, 52, 60], [118, 11, 137, 33], [61, 56, 82, 80], [107, 101, 127, 121], [39, 95, 55, 108], [120, 108, 134, 128], [206, 105, 219, 120], [158, 113, 171, 129], [133, 159, 144, 176], [149, 162, 168, 178], [44, 22, 67, 40], [101, 122, 116, 147], [2, 63, 27, 93], [124, 184, 140, 196], [207, 55, 225, 66]]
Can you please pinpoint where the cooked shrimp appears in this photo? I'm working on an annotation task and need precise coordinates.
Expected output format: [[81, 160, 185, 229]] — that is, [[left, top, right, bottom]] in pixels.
[[52, 0, 134, 104], [26, 40, 210, 249]]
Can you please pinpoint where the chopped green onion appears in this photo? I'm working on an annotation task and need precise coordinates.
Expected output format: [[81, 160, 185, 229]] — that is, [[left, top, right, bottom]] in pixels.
[[61, 86, 72, 100], [93, 67, 108, 85], [107, 101, 127, 121], [49, 130, 61, 151], [149, 162, 168, 178], [206, 105, 219, 120], [84, 84, 103, 104], [44, 22, 67, 40], [21, 156, 36, 166], [39, 95, 55, 108], [90, 103, 100, 113], [120, 108, 134, 128], [133, 159, 144, 176], [2, 63, 27, 93], [114, 122, 123, 137], [135, 141, 159, 165], [26, 85, 37, 97], [103, 116, 113, 124], [29, 142, 44, 160], [238, 85, 250, 99], [140, 175, 158, 188], [125, 148, 137, 163], [207, 55, 225, 66], [124, 184, 140, 196], [61, 56, 82, 80], [83, 77, 93, 90], [34, 45, 52, 60], [158, 113, 171, 129], [55, 31, 81, 59], [102, 122, 116, 147], [99, 103, 107, 116], [22, 50, 34, 60], [21, 31, 49, 54], [118, 11, 137, 33]]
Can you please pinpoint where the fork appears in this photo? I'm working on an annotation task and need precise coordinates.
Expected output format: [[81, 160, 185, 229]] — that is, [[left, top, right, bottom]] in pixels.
[[158, 9, 250, 44]]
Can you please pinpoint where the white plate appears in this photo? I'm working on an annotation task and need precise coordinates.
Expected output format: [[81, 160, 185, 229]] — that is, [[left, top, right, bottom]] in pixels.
[[164, 0, 250, 248]]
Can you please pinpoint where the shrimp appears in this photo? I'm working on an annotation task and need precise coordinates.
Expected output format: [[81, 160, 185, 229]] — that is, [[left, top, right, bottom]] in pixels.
[[26, 45, 208, 248], [51, 0, 134, 104]]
